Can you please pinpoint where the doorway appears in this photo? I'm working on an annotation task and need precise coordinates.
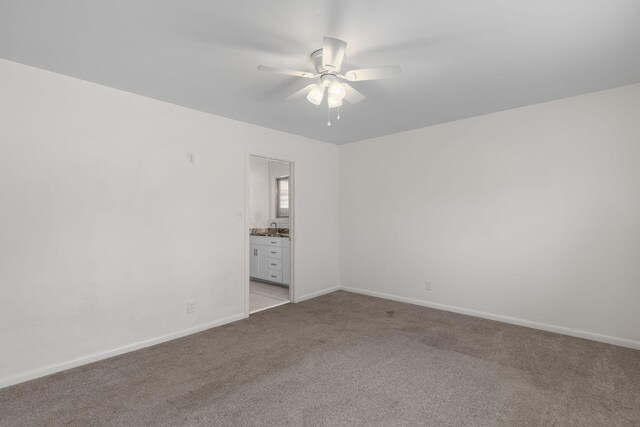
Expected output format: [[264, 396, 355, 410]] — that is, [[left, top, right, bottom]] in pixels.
[[246, 154, 293, 314]]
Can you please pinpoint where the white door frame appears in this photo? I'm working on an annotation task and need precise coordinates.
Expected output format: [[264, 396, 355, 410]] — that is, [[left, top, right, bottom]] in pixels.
[[244, 150, 296, 317]]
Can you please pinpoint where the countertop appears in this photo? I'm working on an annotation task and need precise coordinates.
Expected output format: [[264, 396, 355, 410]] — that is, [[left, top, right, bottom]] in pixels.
[[250, 228, 289, 238]]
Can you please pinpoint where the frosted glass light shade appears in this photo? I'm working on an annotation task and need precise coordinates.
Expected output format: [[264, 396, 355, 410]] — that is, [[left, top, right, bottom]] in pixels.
[[307, 84, 325, 105], [328, 81, 346, 100], [328, 95, 343, 108]]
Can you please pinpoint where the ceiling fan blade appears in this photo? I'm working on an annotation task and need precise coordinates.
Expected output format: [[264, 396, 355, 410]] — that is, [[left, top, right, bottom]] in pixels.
[[343, 83, 366, 104], [286, 84, 316, 100], [343, 64, 401, 81], [322, 37, 347, 72], [257, 65, 315, 78]]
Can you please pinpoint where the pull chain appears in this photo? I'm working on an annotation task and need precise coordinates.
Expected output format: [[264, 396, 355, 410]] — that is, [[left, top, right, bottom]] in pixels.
[[337, 106, 341, 120], [327, 103, 331, 126]]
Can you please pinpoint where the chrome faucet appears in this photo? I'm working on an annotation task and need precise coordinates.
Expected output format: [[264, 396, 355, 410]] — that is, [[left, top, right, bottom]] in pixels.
[[270, 221, 278, 235]]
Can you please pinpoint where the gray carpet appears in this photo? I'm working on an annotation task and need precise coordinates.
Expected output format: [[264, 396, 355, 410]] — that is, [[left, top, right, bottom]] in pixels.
[[1, 290, 639, 426]]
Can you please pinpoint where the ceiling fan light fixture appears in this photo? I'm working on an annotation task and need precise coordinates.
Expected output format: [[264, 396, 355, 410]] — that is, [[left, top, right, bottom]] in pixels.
[[328, 81, 346, 101], [306, 84, 325, 105], [258, 36, 401, 123], [328, 95, 343, 108]]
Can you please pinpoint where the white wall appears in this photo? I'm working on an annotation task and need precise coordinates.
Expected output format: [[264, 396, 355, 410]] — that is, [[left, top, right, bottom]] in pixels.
[[340, 84, 640, 348], [0, 59, 340, 387], [248, 157, 269, 228], [248, 159, 291, 229]]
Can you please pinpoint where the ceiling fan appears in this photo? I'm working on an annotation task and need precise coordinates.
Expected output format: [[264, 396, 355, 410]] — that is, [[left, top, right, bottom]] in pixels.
[[258, 37, 401, 126]]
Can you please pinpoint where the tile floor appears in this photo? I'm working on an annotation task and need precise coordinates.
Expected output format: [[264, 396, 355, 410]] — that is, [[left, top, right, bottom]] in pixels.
[[249, 280, 289, 313]]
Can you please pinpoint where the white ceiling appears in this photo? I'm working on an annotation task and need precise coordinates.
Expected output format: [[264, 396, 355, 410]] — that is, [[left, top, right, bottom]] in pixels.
[[1, 1, 639, 144]]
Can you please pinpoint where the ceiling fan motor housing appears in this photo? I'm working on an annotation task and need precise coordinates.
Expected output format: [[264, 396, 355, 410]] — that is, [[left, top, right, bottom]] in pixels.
[[321, 74, 339, 87], [311, 49, 335, 75]]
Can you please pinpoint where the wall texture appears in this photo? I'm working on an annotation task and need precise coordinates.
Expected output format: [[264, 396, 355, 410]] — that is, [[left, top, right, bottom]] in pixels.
[[248, 157, 269, 228], [0, 59, 340, 387], [340, 84, 640, 348]]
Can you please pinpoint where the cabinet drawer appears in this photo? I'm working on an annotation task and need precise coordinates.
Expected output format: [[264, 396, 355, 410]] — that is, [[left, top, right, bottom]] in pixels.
[[266, 257, 282, 271], [266, 270, 282, 282], [267, 237, 283, 247], [250, 235, 267, 245], [266, 246, 282, 258]]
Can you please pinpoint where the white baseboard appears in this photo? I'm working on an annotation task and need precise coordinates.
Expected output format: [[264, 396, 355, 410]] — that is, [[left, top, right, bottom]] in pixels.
[[341, 286, 640, 350], [5, 285, 637, 390], [295, 286, 341, 303], [1, 285, 342, 390], [0, 312, 246, 390]]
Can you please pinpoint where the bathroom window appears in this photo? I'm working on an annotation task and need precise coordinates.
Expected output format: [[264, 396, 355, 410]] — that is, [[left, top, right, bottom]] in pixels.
[[276, 176, 289, 218]]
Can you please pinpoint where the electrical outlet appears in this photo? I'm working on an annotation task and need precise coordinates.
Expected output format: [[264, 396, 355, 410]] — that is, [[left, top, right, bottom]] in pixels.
[[187, 301, 196, 313], [425, 280, 432, 291], [187, 152, 196, 164]]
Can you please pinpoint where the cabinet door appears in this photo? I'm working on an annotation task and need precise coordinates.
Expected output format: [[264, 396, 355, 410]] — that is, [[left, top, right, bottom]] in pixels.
[[256, 245, 268, 280], [250, 244, 267, 280], [282, 247, 290, 286], [250, 245, 259, 278]]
